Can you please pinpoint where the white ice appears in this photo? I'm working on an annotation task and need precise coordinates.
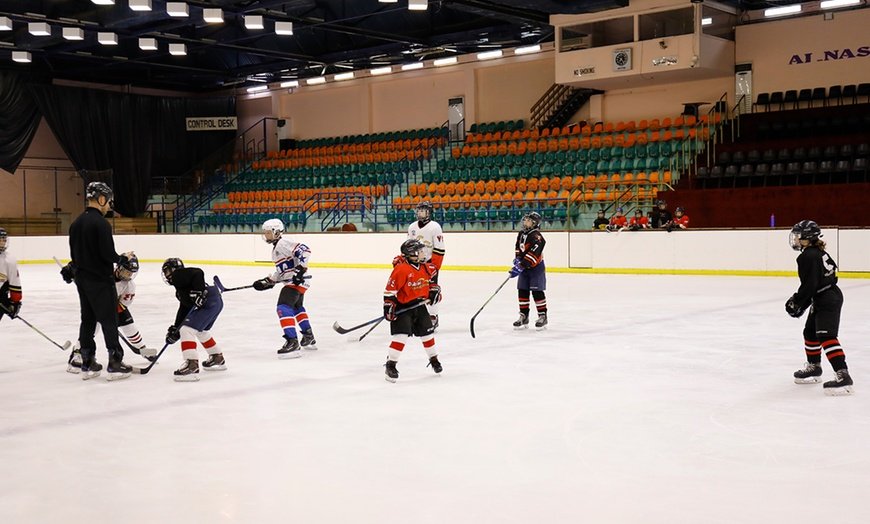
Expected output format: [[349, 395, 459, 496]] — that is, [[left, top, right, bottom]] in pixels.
[[1, 264, 869, 524]]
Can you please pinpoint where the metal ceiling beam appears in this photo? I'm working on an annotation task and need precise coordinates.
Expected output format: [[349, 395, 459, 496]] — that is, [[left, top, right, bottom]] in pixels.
[[444, 0, 550, 25]]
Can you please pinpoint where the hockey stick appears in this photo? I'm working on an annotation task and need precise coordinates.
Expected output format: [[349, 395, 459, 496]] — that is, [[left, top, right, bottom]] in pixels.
[[357, 318, 384, 342], [0, 304, 72, 350], [469, 275, 512, 338], [131, 306, 197, 375], [332, 302, 427, 336], [117, 332, 158, 362], [213, 274, 310, 293]]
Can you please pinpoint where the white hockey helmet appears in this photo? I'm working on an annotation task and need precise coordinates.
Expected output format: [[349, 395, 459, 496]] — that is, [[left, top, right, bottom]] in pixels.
[[262, 218, 285, 243]]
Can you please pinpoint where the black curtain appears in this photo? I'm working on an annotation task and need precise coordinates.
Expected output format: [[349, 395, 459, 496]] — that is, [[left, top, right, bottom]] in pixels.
[[30, 85, 235, 216], [0, 72, 42, 174]]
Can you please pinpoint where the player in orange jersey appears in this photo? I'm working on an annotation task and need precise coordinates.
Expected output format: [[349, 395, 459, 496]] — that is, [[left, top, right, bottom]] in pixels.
[[382, 239, 442, 382]]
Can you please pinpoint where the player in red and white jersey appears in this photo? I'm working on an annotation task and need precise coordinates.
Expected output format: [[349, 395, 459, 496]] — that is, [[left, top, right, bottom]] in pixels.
[[665, 207, 690, 231], [628, 209, 650, 230], [253, 218, 316, 359], [382, 239, 442, 382], [407, 201, 445, 328], [0, 227, 23, 321], [606, 207, 628, 232]]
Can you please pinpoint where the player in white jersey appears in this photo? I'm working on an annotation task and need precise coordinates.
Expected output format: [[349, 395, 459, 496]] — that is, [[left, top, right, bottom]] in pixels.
[[67, 255, 157, 373], [0, 228, 23, 321], [253, 218, 317, 358], [407, 201, 445, 328]]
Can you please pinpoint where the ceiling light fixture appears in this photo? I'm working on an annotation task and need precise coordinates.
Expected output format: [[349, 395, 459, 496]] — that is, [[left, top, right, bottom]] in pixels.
[[28, 22, 51, 36], [0, 17, 11, 31], [401, 62, 424, 71], [245, 15, 264, 29], [203, 8, 223, 23], [91, 0, 115, 5], [98, 32, 118, 45], [139, 37, 158, 50], [166, 2, 189, 17], [514, 44, 542, 55], [275, 21, 293, 35], [129, 0, 152, 12], [12, 51, 32, 63], [63, 27, 85, 40], [819, 0, 860, 8], [408, 0, 428, 10], [477, 50, 503, 60], [307, 76, 327, 85], [433, 56, 458, 67], [370, 66, 393, 75], [763, 4, 801, 17], [281, 80, 299, 88], [247, 85, 269, 93], [169, 43, 186, 56], [701, 17, 713, 26], [334, 72, 355, 81], [379, 0, 399, 3]]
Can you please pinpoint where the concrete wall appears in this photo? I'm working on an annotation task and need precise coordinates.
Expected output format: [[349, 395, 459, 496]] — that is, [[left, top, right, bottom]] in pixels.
[[13, 228, 870, 274]]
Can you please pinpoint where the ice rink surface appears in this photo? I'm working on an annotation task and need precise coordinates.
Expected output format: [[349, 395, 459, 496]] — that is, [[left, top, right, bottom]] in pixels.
[[1, 263, 869, 524]]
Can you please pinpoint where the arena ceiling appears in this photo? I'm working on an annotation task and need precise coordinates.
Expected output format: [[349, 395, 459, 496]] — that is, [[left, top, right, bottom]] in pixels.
[[1, 1, 767, 93]]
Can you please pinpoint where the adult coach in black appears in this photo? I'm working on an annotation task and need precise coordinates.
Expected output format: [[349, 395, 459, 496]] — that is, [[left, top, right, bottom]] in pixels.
[[65, 182, 133, 380]]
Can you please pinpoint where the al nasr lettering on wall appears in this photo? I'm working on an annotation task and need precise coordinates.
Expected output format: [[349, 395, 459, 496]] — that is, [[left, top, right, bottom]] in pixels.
[[788, 46, 870, 65], [185, 117, 238, 131]]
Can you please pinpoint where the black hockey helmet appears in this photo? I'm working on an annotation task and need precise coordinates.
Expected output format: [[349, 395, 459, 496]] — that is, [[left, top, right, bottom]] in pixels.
[[657, 199, 667, 208], [85, 181, 114, 207], [597, 209, 605, 216], [115, 254, 140, 281], [416, 201, 433, 222], [522, 211, 542, 231], [634, 209, 642, 216], [161, 257, 184, 284], [790, 220, 821, 251], [675, 206, 685, 215], [0, 226, 7, 253], [400, 239, 425, 261]]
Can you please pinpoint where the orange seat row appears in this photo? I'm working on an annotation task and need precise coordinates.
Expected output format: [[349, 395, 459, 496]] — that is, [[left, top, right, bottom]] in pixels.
[[465, 116, 709, 144], [393, 192, 571, 210], [255, 149, 428, 170], [266, 137, 445, 160], [227, 185, 389, 203]]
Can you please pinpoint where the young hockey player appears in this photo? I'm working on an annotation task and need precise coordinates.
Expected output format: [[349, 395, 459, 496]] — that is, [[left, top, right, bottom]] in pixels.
[[162, 258, 225, 381], [606, 207, 628, 232], [786, 220, 853, 395], [67, 254, 157, 373], [509, 211, 548, 330], [665, 207, 690, 232], [0, 227, 23, 321], [383, 239, 442, 383], [252, 218, 316, 359], [408, 201, 445, 328], [592, 209, 608, 230], [628, 209, 650, 231]]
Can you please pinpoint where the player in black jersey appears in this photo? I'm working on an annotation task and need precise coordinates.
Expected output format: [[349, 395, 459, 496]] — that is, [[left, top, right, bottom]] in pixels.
[[162, 259, 225, 381], [509, 211, 548, 330], [786, 220, 852, 395]]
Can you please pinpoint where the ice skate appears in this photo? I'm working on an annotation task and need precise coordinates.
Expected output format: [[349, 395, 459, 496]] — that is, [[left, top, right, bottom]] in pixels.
[[823, 369, 854, 396], [106, 358, 132, 381], [203, 353, 227, 371], [535, 313, 548, 330], [384, 360, 399, 383], [300, 330, 317, 351], [67, 349, 82, 374], [80, 360, 102, 380], [512, 313, 528, 330], [428, 355, 443, 374], [793, 362, 823, 384], [278, 336, 302, 359], [173, 359, 200, 382]]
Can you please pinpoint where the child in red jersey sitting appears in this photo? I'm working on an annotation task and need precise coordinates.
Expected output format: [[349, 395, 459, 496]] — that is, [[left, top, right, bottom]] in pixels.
[[628, 209, 650, 231], [606, 207, 628, 232], [383, 239, 442, 382], [666, 206, 690, 232]]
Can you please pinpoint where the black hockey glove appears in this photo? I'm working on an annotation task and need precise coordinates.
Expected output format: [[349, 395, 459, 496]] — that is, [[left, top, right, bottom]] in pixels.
[[785, 295, 806, 318], [384, 300, 397, 322], [428, 284, 442, 305], [189, 288, 208, 308], [166, 325, 181, 345], [8, 302, 21, 319], [291, 267, 307, 286], [60, 262, 77, 284], [253, 278, 275, 291]]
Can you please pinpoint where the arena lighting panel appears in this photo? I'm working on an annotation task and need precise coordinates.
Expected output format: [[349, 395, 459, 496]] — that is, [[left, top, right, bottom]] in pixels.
[[401, 62, 424, 71], [28, 22, 51, 36], [202, 8, 223, 23], [701, 17, 713, 26], [514, 44, 542, 55], [820, 0, 860, 8], [139, 37, 158, 51], [245, 15, 264, 29], [169, 43, 186, 56], [378, 0, 399, 3], [408, 0, 428, 10], [166, 2, 189, 17], [433, 56, 458, 67], [91, 0, 115, 5], [370, 66, 393, 75], [764, 4, 801, 17], [129, 0, 152, 11], [275, 21, 294, 35], [477, 50, 503, 60], [12, 51, 32, 63], [307, 76, 327, 85], [334, 72, 355, 81], [98, 32, 118, 45], [0, 17, 13, 31], [280, 80, 299, 88], [246, 85, 268, 93], [62, 27, 85, 40]]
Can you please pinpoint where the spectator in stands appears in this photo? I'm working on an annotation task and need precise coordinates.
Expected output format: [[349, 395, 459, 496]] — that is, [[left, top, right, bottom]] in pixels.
[[592, 209, 608, 230], [628, 209, 650, 231], [652, 200, 672, 229], [666, 206, 690, 232], [606, 207, 628, 232]]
